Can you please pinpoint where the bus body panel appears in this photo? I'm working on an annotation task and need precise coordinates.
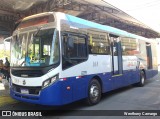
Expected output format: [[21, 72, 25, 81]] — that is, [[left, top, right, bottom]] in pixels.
[[10, 68, 141, 106], [60, 55, 111, 78]]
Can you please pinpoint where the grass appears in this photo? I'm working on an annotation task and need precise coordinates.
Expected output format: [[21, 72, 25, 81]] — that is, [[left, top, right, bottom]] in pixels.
[[0, 96, 18, 107]]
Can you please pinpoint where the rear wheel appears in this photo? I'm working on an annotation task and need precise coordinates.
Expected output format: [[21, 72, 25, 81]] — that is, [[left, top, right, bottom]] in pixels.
[[86, 79, 101, 105]]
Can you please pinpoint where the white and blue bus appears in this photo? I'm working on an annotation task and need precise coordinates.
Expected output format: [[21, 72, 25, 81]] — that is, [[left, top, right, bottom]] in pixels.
[[10, 12, 158, 106]]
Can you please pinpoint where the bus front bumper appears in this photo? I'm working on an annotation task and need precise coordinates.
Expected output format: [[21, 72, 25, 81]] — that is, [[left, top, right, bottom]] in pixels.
[[10, 82, 64, 106]]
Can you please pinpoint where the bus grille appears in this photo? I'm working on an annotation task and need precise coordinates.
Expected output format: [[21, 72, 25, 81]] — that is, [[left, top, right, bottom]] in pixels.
[[11, 70, 43, 77], [12, 84, 41, 95]]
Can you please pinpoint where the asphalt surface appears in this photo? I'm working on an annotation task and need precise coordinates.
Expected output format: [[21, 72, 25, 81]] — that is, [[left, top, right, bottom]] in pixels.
[[1, 72, 160, 119]]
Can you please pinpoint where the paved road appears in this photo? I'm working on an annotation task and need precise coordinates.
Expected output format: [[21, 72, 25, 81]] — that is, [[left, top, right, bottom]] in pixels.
[[1, 73, 160, 119]]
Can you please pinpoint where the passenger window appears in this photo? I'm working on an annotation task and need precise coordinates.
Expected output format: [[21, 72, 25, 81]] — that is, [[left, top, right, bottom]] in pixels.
[[121, 37, 139, 56], [62, 33, 88, 69], [88, 31, 110, 55]]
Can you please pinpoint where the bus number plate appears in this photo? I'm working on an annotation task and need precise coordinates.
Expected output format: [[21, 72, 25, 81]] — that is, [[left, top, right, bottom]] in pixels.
[[21, 89, 29, 94]]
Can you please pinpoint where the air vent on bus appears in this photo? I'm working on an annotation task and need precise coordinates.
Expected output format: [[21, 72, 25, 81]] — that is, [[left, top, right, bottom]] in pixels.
[[11, 70, 44, 77]]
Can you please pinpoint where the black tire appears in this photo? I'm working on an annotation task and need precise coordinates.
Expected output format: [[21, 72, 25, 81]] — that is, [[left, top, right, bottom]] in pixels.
[[86, 79, 101, 105], [137, 71, 145, 87]]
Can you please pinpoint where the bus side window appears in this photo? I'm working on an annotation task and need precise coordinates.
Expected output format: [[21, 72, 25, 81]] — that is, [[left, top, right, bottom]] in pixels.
[[62, 33, 87, 70]]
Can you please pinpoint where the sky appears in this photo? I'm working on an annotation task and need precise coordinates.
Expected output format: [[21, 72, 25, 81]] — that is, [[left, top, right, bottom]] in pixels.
[[104, 0, 160, 33]]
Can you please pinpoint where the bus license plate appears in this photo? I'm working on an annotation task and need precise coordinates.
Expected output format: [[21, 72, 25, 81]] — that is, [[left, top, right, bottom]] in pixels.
[[21, 89, 29, 94]]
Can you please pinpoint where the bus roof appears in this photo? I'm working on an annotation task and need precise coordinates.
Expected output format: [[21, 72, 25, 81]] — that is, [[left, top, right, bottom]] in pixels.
[[56, 12, 154, 43], [20, 12, 155, 43]]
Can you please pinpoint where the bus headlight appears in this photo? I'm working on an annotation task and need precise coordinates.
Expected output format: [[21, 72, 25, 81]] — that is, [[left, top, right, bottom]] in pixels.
[[42, 74, 59, 89], [51, 76, 57, 83], [43, 79, 50, 88]]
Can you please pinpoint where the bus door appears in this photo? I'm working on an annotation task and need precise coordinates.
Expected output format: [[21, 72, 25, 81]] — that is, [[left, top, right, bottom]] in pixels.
[[146, 42, 153, 78], [146, 43, 152, 69], [110, 34, 123, 76]]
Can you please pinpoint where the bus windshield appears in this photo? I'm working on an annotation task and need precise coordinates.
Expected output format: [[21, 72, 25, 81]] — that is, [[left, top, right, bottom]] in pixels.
[[11, 28, 60, 67]]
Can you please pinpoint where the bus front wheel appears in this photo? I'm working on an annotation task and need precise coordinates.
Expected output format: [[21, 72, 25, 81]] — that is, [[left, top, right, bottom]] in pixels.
[[86, 79, 101, 105]]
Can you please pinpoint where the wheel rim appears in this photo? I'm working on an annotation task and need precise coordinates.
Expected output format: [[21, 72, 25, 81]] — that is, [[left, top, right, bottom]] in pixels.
[[90, 84, 99, 102]]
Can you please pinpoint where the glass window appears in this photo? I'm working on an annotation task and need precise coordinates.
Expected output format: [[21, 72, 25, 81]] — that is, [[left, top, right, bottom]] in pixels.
[[62, 33, 87, 69], [121, 37, 139, 56], [63, 34, 87, 58], [88, 31, 110, 55], [11, 28, 60, 67], [11, 33, 27, 66], [110, 37, 119, 56]]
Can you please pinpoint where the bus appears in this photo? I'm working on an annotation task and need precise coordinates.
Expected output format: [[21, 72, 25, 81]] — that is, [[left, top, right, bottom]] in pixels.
[[10, 12, 158, 106]]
